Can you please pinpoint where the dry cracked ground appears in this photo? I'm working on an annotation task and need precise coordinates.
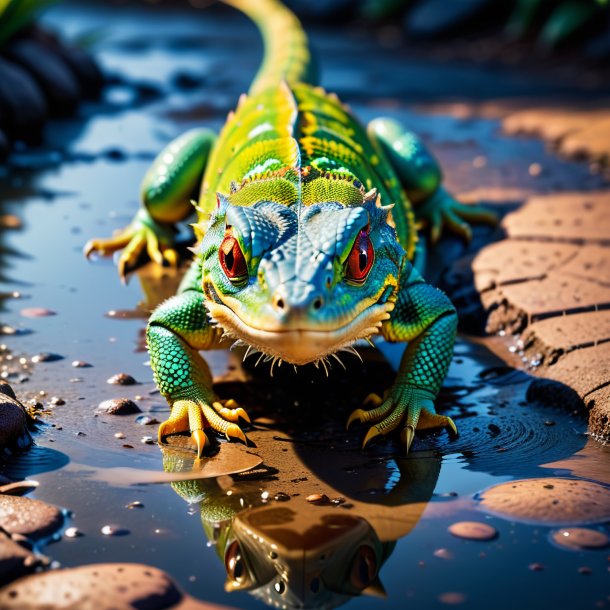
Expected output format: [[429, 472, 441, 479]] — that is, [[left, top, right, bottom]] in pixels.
[[441, 106, 610, 444]]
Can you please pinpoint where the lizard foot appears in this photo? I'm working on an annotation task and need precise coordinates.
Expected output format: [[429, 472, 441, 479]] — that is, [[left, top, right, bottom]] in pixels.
[[347, 386, 457, 453], [158, 397, 250, 458], [417, 187, 498, 245], [84, 209, 178, 281]]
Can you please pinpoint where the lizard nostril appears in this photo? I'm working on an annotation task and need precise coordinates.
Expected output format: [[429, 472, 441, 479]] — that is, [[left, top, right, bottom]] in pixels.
[[312, 296, 323, 311], [273, 294, 286, 311]]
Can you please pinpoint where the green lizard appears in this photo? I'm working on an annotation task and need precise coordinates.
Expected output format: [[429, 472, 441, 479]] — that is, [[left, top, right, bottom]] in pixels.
[[85, 0, 496, 458]]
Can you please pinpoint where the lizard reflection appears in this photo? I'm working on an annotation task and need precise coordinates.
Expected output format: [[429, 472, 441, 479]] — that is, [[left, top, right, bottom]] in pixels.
[[161, 439, 440, 610]]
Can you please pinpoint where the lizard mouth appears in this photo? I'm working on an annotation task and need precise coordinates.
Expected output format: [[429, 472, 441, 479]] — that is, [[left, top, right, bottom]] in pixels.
[[205, 301, 394, 366]]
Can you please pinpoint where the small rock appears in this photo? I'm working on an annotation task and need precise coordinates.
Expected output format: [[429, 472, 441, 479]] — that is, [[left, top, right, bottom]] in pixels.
[[433, 548, 454, 560], [141, 436, 155, 445], [273, 492, 290, 502], [71, 360, 91, 368], [306, 493, 330, 505], [63, 527, 82, 538], [50, 397, 65, 406], [551, 528, 610, 551], [19, 308, 56, 318], [107, 373, 137, 385], [31, 353, 63, 363], [126, 501, 144, 509], [448, 521, 497, 541], [438, 592, 466, 605], [528, 563, 544, 571], [100, 525, 129, 537], [135, 415, 158, 425], [114, 432, 126, 439], [528, 163, 542, 176], [578, 566, 592, 575], [97, 398, 141, 416], [0, 495, 63, 540], [0, 382, 32, 451]]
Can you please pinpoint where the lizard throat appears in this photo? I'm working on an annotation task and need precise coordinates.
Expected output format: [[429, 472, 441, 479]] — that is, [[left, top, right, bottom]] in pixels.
[[205, 301, 395, 367]]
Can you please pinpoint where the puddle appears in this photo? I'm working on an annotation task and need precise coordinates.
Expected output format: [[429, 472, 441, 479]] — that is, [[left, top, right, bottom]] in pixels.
[[0, 3, 609, 610]]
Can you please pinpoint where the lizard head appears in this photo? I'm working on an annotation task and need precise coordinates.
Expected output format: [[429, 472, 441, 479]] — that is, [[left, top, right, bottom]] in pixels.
[[199, 190, 406, 367]]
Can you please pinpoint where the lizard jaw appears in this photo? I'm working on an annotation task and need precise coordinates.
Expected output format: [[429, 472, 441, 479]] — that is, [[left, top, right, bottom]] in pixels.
[[205, 301, 394, 366]]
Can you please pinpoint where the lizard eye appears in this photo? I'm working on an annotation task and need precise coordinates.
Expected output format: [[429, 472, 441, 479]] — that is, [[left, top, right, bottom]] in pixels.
[[219, 233, 248, 283], [349, 545, 377, 590], [345, 229, 374, 283]]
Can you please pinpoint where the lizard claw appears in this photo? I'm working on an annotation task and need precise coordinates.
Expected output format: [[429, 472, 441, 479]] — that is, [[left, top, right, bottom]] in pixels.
[[401, 425, 415, 454], [446, 416, 458, 437], [362, 425, 382, 449], [363, 393, 383, 407], [225, 424, 247, 444], [346, 408, 366, 430], [191, 429, 207, 458]]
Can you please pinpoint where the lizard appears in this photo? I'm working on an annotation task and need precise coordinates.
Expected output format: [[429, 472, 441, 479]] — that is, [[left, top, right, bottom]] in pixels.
[[85, 0, 496, 458]]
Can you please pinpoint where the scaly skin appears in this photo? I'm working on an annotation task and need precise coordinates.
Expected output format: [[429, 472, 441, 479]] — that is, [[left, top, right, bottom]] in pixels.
[[86, 0, 496, 457]]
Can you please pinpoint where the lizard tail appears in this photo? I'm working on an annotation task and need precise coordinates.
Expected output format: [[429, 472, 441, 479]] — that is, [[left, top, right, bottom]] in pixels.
[[220, 0, 316, 94]]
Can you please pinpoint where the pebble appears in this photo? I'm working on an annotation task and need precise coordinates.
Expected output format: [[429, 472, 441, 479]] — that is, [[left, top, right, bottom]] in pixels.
[[448, 521, 498, 541], [72, 360, 92, 368], [135, 415, 159, 425], [273, 492, 290, 502], [141, 436, 155, 445], [50, 396, 65, 406], [306, 493, 330, 505], [100, 525, 129, 536], [31, 352, 63, 363], [113, 432, 126, 439], [528, 563, 544, 571], [20, 307, 56, 318], [126, 501, 144, 509], [528, 162, 542, 176], [578, 566, 593, 575], [434, 548, 454, 560], [551, 528, 610, 551], [64, 527, 82, 538], [107, 373, 137, 386], [96, 398, 141, 415]]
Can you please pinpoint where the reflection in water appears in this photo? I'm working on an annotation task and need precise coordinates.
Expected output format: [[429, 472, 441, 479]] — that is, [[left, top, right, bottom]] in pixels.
[[162, 442, 440, 610]]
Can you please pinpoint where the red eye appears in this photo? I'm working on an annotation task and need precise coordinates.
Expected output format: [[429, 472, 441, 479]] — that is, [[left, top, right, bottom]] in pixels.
[[345, 229, 374, 283], [219, 233, 248, 282]]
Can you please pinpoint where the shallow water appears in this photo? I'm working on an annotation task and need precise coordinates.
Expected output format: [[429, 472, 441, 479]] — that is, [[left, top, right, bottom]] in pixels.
[[0, 3, 609, 609]]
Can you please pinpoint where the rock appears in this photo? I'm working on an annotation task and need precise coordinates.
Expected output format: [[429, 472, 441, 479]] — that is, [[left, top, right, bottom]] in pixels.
[[4, 39, 81, 116], [0, 495, 63, 540], [477, 478, 610, 526], [107, 373, 137, 386], [0, 562, 235, 609], [560, 118, 610, 164], [448, 521, 497, 541], [0, 382, 32, 452], [550, 527, 609, 551], [0, 57, 47, 138], [0, 531, 41, 586], [96, 398, 141, 415]]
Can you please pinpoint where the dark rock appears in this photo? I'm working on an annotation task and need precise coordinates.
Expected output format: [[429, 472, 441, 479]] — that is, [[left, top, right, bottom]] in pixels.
[[0, 382, 32, 452], [0, 495, 63, 540], [0, 58, 47, 138], [97, 398, 141, 415], [0, 531, 41, 586], [4, 39, 81, 116]]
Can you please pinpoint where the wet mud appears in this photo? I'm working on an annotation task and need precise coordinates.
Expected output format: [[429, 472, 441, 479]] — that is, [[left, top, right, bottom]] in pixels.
[[0, 3, 609, 610]]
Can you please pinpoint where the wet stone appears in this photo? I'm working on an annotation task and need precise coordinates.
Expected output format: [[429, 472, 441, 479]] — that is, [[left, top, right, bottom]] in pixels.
[[135, 415, 159, 425], [126, 501, 144, 509], [50, 397, 65, 406], [0, 530, 41, 584], [63, 527, 82, 538], [477, 478, 610, 525], [528, 563, 544, 572], [31, 353, 63, 363], [0, 382, 32, 451], [19, 308, 56, 318], [71, 360, 92, 368], [97, 398, 141, 416], [448, 521, 498, 541], [550, 528, 610, 551], [100, 525, 129, 537], [306, 493, 330, 505], [0, 495, 63, 540], [273, 492, 290, 502], [107, 373, 137, 385]]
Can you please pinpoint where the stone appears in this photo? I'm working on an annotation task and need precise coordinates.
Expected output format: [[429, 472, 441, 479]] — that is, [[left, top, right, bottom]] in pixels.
[[0, 531, 41, 586], [4, 39, 81, 116], [0, 563, 236, 609], [0, 57, 47, 138], [0, 382, 32, 452], [96, 398, 141, 415], [550, 527, 609, 551], [448, 521, 497, 541], [0, 495, 63, 540], [477, 478, 610, 526]]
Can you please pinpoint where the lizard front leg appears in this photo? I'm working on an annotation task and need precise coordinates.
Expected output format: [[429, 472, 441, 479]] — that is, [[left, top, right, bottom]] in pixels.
[[348, 264, 457, 452], [368, 117, 497, 244], [85, 128, 216, 279], [147, 276, 249, 457]]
